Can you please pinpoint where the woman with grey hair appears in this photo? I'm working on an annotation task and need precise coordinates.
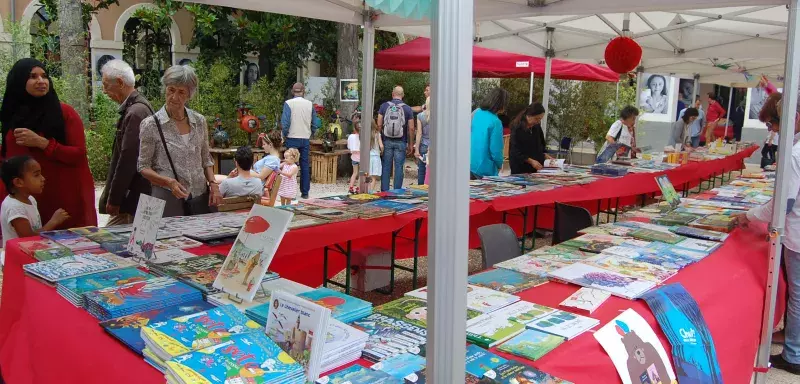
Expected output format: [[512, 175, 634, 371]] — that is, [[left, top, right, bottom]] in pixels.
[[138, 65, 222, 216]]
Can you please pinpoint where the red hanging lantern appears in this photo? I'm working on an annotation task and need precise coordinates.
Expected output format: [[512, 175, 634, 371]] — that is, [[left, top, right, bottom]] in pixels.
[[604, 37, 642, 74]]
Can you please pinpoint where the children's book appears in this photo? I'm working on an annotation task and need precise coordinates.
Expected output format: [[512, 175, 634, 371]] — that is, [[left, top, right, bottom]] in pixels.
[[315, 364, 401, 384], [645, 242, 707, 261], [126, 194, 166, 263], [526, 309, 600, 340], [493, 255, 567, 276], [375, 296, 481, 329], [483, 361, 572, 384], [164, 332, 304, 384], [32, 247, 73, 262], [593, 309, 676, 384], [497, 328, 565, 361], [213, 205, 293, 302], [548, 263, 656, 300], [466, 286, 521, 313], [39, 229, 81, 242], [23, 253, 130, 283], [468, 268, 548, 294], [100, 300, 215, 355], [141, 304, 262, 362], [350, 312, 427, 362], [465, 344, 508, 378], [655, 175, 681, 209], [151, 253, 227, 295], [669, 226, 728, 242], [265, 290, 331, 381], [18, 239, 65, 256], [629, 228, 685, 244], [149, 249, 197, 265], [100, 241, 136, 258], [153, 236, 203, 252], [298, 287, 373, 323], [651, 213, 703, 227], [54, 236, 100, 252], [559, 287, 611, 315], [465, 312, 527, 348], [364, 200, 421, 214], [689, 214, 736, 233], [528, 245, 593, 263], [303, 198, 349, 209], [69, 226, 126, 243], [675, 238, 721, 254], [585, 254, 677, 283], [578, 223, 638, 237], [485, 301, 557, 325], [371, 353, 427, 380], [83, 276, 203, 320], [56, 267, 153, 307]]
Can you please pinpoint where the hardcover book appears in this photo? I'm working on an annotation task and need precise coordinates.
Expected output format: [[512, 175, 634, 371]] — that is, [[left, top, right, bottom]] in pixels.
[[526, 310, 600, 340], [375, 296, 481, 329], [298, 206, 359, 222], [485, 301, 557, 325], [651, 213, 703, 227], [404, 285, 519, 314], [23, 253, 130, 283], [127, 194, 166, 262], [54, 236, 100, 252], [689, 214, 737, 233], [39, 229, 81, 242], [548, 263, 656, 300], [493, 255, 567, 276], [465, 344, 508, 378], [83, 276, 203, 320], [465, 312, 527, 348], [32, 247, 73, 261], [559, 287, 611, 315], [298, 287, 373, 323], [149, 249, 197, 265], [351, 312, 427, 362], [496, 329, 565, 361], [153, 236, 203, 252], [69, 226, 126, 243], [655, 175, 681, 209], [151, 253, 227, 295]]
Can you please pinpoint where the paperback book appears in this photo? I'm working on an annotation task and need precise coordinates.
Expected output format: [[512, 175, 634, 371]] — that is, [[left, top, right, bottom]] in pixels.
[[585, 254, 677, 283], [54, 236, 100, 252], [299, 287, 373, 323], [629, 229, 685, 244], [375, 296, 481, 329], [669, 226, 729, 242], [39, 229, 81, 242], [689, 214, 737, 233], [18, 239, 65, 256], [351, 312, 427, 362], [404, 285, 519, 314], [153, 236, 203, 252], [151, 253, 228, 295], [483, 361, 572, 384], [526, 309, 600, 340], [289, 213, 331, 229], [465, 344, 508, 378], [83, 276, 203, 320], [493, 255, 567, 276], [69, 226, 126, 243], [497, 328, 565, 361], [296, 206, 359, 222], [56, 267, 153, 307], [315, 364, 401, 384], [23, 253, 132, 283], [548, 263, 656, 300], [32, 247, 73, 261], [466, 313, 526, 348], [127, 194, 166, 262], [371, 353, 427, 380], [148, 249, 198, 265], [559, 287, 611, 315]]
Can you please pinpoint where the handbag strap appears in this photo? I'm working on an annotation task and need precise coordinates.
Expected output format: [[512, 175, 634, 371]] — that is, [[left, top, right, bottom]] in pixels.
[[146, 107, 180, 182]]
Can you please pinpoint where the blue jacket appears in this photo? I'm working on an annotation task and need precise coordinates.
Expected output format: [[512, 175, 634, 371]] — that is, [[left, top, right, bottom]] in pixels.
[[470, 108, 505, 177]]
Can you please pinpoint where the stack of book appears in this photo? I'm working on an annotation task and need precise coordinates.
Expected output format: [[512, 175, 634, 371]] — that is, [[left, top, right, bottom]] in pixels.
[[351, 312, 426, 362], [83, 276, 203, 321], [465, 301, 556, 348], [165, 332, 306, 384], [340, 203, 397, 219], [23, 253, 135, 285], [405, 285, 520, 314], [40, 230, 100, 252], [548, 263, 656, 299], [18, 239, 66, 257], [320, 319, 369, 373], [315, 364, 400, 384], [238, 279, 314, 325], [141, 304, 262, 371], [148, 253, 228, 296], [56, 267, 153, 307], [288, 213, 331, 229], [363, 199, 423, 215], [298, 287, 373, 323], [69, 226, 127, 243]]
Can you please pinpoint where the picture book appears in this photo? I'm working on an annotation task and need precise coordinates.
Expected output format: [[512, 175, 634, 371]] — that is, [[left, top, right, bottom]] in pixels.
[[83, 276, 203, 320], [483, 361, 572, 384], [298, 287, 373, 323], [526, 310, 600, 340], [375, 296, 481, 329], [151, 253, 227, 295], [141, 304, 262, 361], [689, 214, 736, 233], [585, 254, 677, 283], [645, 242, 707, 261], [466, 286, 521, 313], [669, 226, 728, 242], [642, 284, 722, 384], [655, 175, 681, 209], [56, 267, 153, 306], [265, 290, 331, 381], [213, 205, 293, 302], [468, 269, 547, 294], [529, 245, 593, 263], [349, 193, 381, 202], [100, 241, 136, 257], [153, 236, 203, 252], [149, 249, 197, 265], [578, 223, 638, 237], [350, 313, 427, 362], [559, 287, 611, 315], [315, 364, 401, 384], [548, 263, 656, 300], [675, 238, 721, 254], [651, 213, 703, 227], [39, 229, 81, 242], [32, 247, 73, 262], [593, 309, 676, 384], [465, 344, 508, 378], [100, 300, 215, 355], [23, 253, 129, 283], [486, 301, 557, 325], [497, 328, 565, 361], [127, 194, 166, 262], [164, 332, 304, 384], [465, 312, 527, 348], [494, 255, 567, 276], [371, 353, 427, 379], [18, 239, 64, 256], [69, 226, 126, 243], [629, 229, 685, 244], [54, 236, 100, 252]]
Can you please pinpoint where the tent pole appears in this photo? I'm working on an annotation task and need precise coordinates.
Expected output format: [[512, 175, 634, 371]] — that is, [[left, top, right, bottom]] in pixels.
[[529, 72, 534, 104], [755, 0, 800, 382], [634, 68, 643, 110], [541, 27, 554, 136], [428, 0, 472, 381], [725, 86, 733, 141], [358, 18, 375, 193], [692, 74, 699, 105]]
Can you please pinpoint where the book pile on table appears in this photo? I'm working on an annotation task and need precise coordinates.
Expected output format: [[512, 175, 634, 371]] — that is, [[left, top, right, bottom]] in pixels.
[[351, 312, 427, 362], [23, 252, 136, 285], [40, 230, 101, 252], [56, 267, 153, 307], [320, 319, 369, 373], [147, 253, 270, 296], [298, 287, 373, 323], [209, 277, 312, 316], [83, 276, 203, 321]]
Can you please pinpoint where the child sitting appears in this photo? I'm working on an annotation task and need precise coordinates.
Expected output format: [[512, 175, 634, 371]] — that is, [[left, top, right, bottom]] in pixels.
[[278, 148, 301, 205], [347, 122, 361, 194], [220, 147, 264, 198], [1, 155, 70, 251]]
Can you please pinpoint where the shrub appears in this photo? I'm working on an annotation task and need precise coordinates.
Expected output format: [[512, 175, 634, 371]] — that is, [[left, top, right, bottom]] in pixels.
[[85, 90, 118, 181]]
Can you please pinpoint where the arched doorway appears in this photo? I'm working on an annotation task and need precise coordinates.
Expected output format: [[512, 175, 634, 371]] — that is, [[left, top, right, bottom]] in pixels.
[[122, 16, 172, 102]]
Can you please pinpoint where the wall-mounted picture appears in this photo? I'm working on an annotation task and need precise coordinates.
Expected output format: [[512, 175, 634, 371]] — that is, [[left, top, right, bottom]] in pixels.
[[96, 54, 117, 77], [677, 78, 695, 109], [244, 62, 259, 90], [639, 74, 671, 115], [745, 85, 783, 129], [340, 79, 359, 102]]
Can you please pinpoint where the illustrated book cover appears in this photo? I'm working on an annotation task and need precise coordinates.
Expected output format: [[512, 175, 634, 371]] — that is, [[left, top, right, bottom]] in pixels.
[[298, 287, 373, 323], [585, 254, 677, 283], [559, 287, 611, 314], [83, 276, 202, 321], [465, 344, 508, 378], [669, 226, 728, 242], [629, 228, 685, 244], [315, 364, 401, 384], [655, 175, 681, 209], [526, 309, 600, 340], [375, 296, 481, 329], [151, 253, 227, 295], [126, 194, 165, 262], [468, 268, 548, 294], [497, 328, 565, 361], [69, 226, 126, 243], [23, 253, 129, 283], [465, 312, 527, 348], [483, 361, 573, 384], [32, 247, 73, 261], [371, 352, 427, 380], [56, 267, 153, 307], [493, 255, 567, 275], [350, 312, 427, 362], [548, 263, 656, 300], [18, 239, 65, 256]]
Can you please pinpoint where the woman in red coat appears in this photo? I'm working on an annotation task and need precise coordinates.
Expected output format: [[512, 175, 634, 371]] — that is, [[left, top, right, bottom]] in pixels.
[[0, 58, 97, 229]]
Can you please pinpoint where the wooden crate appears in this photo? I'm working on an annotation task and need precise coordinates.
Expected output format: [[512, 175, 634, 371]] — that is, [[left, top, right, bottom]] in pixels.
[[503, 134, 510, 161], [311, 151, 339, 184]]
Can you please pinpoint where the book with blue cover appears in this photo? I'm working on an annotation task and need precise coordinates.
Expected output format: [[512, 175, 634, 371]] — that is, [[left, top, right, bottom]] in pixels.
[[371, 353, 427, 379], [40, 229, 82, 241], [100, 300, 215, 355], [465, 344, 508, 378], [315, 364, 402, 384], [56, 267, 153, 307], [364, 200, 420, 214], [483, 361, 573, 383], [141, 303, 262, 362], [299, 287, 373, 323], [99, 241, 136, 258], [83, 276, 202, 320], [165, 332, 305, 384], [497, 329, 565, 361], [23, 253, 130, 283], [467, 268, 548, 294], [351, 312, 427, 362], [69, 226, 126, 243]]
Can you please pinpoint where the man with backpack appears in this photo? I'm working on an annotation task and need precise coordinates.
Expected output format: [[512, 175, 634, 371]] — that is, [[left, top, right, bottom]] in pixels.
[[377, 86, 415, 191], [281, 83, 320, 199]]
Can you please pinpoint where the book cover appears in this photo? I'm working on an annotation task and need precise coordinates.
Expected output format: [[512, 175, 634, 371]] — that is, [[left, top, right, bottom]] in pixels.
[[100, 300, 215, 355], [578, 224, 637, 237], [70, 226, 126, 243], [526, 310, 600, 340], [655, 175, 681, 209], [23, 253, 126, 282], [32, 247, 73, 262], [141, 304, 261, 359], [585, 254, 677, 283], [303, 198, 349, 209], [152, 253, 227, 294], [675, 238, 721, 254], [497, 329, 565, 361], [371, 353, 427, 379], [342, 203, 396, 219], [483, 361, 572, 384], [494, 255, 566, 276], [468, 268, 548, 294], [213, 205, 294, 302], [18, 239, 64, 256], [651, 213, 702, 227], [55, 236, 100, 252], [629, 229, 685, 244], [126, 194, 165, 263], [153, 236, 203, 252], [149, 249, 197, 265], [58, 267, 152, 298], [645, 242, 707, 261], [266, 290, 331, 381], [669, 226, 728, 242], [165, 332, 304, 384], [485, 301, 557, 325], [466, 286, 521, 313], [642, 284, 722, 384], [316, 364, 401, 384], [364, 200, 420, 214], [689, 214, 736, 233], [548, 263, 656, 300], [292, 206, 358, 221], [289, 213, 331, 230], [100, 241, 136, 258], [375, 296, 481, 329], [299, 287, 373, 322], [465, 344, 508, 378], [84, 276, 202, 320], [39, 229, 81, 242], [528, 245, 593, 263], [350, 313, 427, 362], [465, 313, 526, 348], [593, 309, 676, 384], [559, 287, 611, 314]]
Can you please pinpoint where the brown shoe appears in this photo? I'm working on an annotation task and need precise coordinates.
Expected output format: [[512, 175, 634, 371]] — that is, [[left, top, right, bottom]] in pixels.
[[771, 354, 800, 375]]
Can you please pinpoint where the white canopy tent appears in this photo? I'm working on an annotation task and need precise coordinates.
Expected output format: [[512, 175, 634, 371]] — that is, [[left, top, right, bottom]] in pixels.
[[181, 0, 798, 382]]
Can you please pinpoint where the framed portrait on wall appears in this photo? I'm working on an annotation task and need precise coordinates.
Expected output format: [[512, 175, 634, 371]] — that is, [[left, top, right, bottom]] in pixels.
[[744, 86, 782, 129], [340, 79, 359, 102], [639, 73, 677, 122]]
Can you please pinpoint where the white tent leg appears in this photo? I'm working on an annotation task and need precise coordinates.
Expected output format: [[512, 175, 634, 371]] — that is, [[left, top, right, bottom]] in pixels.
[[541, 28, 554, 136], [692, 74, 699, 105], [725, 86, 733, 141], [358, 20, 375, 193], [634, 68, 643, 110], [528, 72, 534, 104], [755, 0, 800, 382], [427, 0, 472, 381]]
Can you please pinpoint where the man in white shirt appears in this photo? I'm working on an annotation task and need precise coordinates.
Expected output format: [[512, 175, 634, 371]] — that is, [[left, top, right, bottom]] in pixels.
[[281, 83, 320, 199]]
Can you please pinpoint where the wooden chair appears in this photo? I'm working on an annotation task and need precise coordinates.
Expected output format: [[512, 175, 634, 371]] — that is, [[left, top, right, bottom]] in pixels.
[[217, 195, 261, 212], [261, 171, 282, 206]]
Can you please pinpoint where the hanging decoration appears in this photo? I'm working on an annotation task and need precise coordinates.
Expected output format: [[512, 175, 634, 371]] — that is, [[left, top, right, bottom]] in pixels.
[[711, 60, 756, 82], [604, 37, 642, 74], [365, 0, 432, 20]]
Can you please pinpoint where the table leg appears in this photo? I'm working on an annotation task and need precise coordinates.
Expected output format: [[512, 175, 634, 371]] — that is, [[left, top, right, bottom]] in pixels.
[[345, 241, 352, 295], [412, 218, 422, 288], [322, 243, 353, 293], [519, 207, 529, 254], [596, 200, 602, 224], [323, 246, 329, 288]]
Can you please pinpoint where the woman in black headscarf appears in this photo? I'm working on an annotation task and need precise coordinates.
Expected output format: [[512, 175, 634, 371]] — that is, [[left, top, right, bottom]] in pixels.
[[0, 58, 97, 229], [509, 103, 552, 174]]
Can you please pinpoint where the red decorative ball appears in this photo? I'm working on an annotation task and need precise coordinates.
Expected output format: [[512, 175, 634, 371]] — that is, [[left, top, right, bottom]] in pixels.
[[604, 37, 642, 74]]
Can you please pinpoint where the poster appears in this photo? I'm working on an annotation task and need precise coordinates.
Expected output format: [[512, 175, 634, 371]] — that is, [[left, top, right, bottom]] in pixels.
[[126, 194, 166, 263], [212, 205, 293, 301], [340, 79, 359, 102], [640, 74, 672, 115], [244, 62, 260, 90]]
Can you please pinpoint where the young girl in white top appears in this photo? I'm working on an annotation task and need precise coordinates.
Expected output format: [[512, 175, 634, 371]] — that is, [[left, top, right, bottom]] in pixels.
[[347, 123, 361, 194], [1, 156, 70, 259], [369, 120, 383, 193]]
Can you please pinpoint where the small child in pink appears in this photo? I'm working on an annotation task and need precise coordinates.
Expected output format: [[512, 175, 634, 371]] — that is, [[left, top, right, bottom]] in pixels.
[[278, 148, 300, 205]]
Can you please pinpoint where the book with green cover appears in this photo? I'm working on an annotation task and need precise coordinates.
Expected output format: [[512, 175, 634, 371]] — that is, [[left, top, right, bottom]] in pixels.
[[497, 329, 565, 361], [689, 214, 737, 233], [629, 228, 685, 244], [375, 296, 481, 329], [464, 344, 508, 378], [33, 247, 73, 261], [651, 213, 702, 226], [465, 312, 526, 348], [467, 268, 547, 294], [483, 361, 573, 384]]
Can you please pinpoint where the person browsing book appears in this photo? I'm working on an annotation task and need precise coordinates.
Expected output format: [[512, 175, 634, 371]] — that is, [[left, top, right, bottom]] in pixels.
[[0, 156, 70, 252], [596, 106, 639, 163], [470, 87, 509, 177], [509, 103, 553, 174], [220, 147, 263, 198]]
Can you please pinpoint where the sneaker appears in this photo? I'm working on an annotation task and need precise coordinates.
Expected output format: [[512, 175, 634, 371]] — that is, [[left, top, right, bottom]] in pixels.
[[348, 187, 356, 195], [301, 194, 309, 199], [770, 354, 800, 375]]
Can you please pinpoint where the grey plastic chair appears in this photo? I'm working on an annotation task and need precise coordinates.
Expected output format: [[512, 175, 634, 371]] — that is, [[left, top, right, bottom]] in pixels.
[[478, 224, 522, 269]]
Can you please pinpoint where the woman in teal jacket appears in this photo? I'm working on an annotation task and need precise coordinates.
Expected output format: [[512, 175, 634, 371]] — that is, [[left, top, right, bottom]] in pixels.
[[470, 88, 509, 177]]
